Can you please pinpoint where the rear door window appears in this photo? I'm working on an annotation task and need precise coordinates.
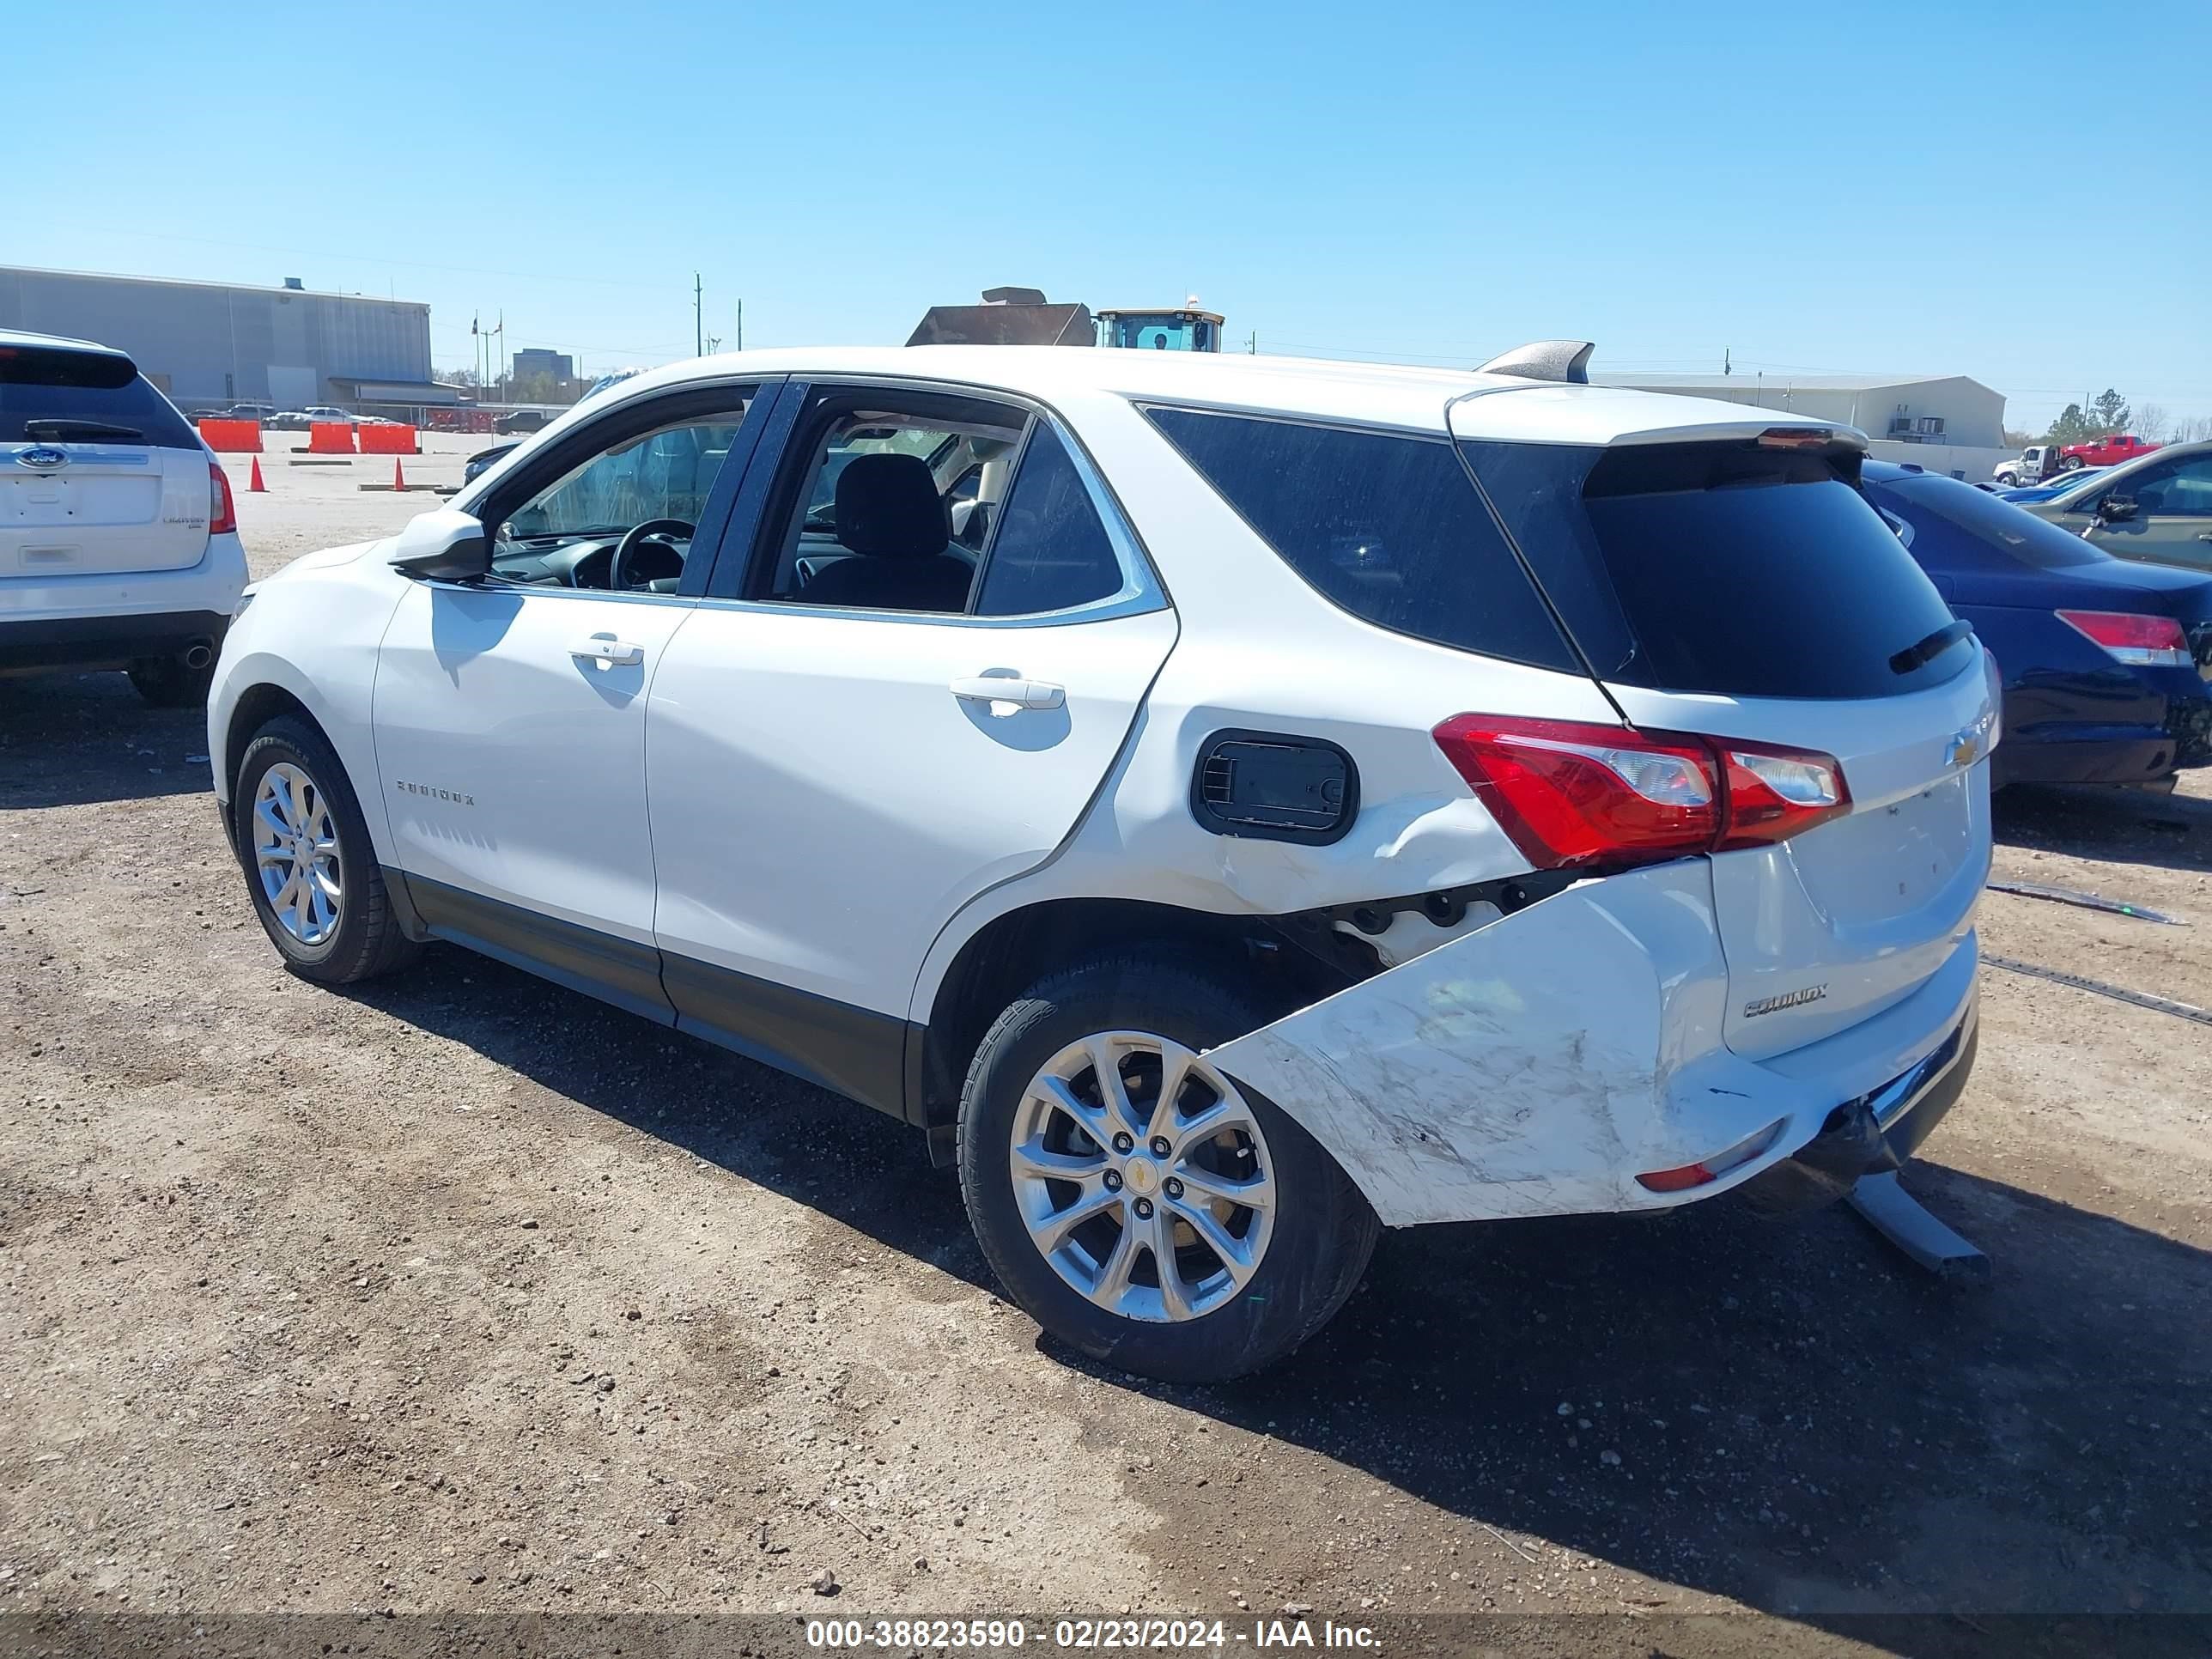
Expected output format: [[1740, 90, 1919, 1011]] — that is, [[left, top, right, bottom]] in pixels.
[[973, 424, 1126, 617], [1460, 439, 1970, 698], [0, 344, 200, 449], [1143, 406, 1578, 672]]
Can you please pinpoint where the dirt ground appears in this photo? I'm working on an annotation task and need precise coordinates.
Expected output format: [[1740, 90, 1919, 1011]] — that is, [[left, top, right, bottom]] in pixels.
[[3, 457, 2209, 1657]]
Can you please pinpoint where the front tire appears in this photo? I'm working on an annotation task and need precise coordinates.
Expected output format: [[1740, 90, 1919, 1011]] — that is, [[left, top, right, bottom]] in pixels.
[[957, 950, 1378, 1383], [233, 715, 420, 985]]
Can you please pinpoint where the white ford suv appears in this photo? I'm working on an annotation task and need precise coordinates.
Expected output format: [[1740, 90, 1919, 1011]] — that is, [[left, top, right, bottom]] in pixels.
[[3, 331, 248, 703], [208, 344, 1996, 1380]]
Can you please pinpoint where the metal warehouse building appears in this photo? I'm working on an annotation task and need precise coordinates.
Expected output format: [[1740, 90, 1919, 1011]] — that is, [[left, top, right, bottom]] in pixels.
[[1593, 371, 2011, 481], [0, 265, 450, 416]]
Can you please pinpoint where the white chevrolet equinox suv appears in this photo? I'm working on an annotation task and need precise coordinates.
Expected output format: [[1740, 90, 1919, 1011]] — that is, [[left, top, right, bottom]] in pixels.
[[209, 343, 1996, 1381], [3, 331, 247, 703]]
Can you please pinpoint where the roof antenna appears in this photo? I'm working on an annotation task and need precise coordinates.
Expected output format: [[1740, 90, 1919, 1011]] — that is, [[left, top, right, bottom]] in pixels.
[[1477, 340, 1595, 384]]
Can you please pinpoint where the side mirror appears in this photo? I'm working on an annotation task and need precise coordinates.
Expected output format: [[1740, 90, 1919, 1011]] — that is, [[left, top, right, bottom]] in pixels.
[[2096, 495, 2140, 525], [389, 507, 489, 580]]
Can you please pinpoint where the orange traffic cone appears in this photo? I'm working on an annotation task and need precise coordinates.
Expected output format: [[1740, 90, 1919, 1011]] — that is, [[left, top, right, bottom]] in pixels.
[[248, 456, 266, 493], [392, 456, 406, 490]]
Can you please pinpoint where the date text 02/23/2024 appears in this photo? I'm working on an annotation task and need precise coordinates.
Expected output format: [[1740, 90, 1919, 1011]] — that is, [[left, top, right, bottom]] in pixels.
[[805, 1618, 1381, 1650]]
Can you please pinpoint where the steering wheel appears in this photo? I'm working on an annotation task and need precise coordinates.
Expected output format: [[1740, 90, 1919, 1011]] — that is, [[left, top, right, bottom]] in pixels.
[[608, 518, 696, 590]]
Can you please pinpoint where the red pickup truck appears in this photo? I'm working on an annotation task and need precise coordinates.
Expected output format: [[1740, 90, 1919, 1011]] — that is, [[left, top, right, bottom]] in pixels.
[[2058, 433, 2160, 470]]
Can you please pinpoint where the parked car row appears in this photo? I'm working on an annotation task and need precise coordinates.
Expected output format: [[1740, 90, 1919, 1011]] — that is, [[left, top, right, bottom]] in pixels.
[[1994, 434, 2160, 486], [1864, 460, 2212, 790], [183, 405, 429, 431]]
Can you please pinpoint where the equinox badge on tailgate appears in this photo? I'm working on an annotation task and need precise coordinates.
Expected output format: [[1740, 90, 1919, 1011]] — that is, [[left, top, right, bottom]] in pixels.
[[1744, 984, 1829, 1018]]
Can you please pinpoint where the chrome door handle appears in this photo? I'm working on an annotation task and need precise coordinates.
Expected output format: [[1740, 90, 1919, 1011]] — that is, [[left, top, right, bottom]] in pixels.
[[569, 637, 644, 666], [950, 676, 1064, 709], [2197, 532, 2212, 542]]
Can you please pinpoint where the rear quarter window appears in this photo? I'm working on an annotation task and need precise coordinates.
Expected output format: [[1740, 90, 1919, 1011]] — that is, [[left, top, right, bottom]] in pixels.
[[1142, 405, 1579, 672], [0, 345, 200, 449]]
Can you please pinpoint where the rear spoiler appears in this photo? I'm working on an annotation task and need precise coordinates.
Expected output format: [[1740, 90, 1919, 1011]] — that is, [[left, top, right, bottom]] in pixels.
[[1463, 341, 1866, 452]]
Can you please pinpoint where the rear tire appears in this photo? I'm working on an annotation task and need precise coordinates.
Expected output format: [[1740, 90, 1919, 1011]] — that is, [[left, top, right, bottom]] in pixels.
[[233, 714, 421, 986], [957, 949, 1378, 1383]]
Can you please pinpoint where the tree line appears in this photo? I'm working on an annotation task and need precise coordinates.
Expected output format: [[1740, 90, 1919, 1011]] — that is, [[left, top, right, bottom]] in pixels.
[[2007, 390, 2212, 449]]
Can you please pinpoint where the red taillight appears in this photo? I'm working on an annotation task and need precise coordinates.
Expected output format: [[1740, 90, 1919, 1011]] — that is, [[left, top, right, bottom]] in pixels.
[[1433, 715, 1848, 870], [1432, 716, 1717, 869], [2056, 609, 2191, 668], [209, 461, 237, 536], [1711, 740, 1851, 850], [1635, 1120, 1785, 1193]]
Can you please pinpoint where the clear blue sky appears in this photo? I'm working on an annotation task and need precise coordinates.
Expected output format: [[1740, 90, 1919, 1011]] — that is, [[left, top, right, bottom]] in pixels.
[[17, 0, 2211, 432]]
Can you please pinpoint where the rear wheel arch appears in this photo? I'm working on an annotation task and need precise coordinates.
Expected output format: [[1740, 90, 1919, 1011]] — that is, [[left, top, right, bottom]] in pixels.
[[915, 896, 1347, 1133]]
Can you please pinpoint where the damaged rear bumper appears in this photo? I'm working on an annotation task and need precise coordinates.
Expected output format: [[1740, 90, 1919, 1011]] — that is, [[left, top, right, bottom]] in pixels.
[[1205, 860, 1980, 1228], [1735, 1008, 1978, 1218]]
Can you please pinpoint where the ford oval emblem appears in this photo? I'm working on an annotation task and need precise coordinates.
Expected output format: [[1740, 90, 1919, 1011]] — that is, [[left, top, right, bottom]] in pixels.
[[18, 446, 70, 471]]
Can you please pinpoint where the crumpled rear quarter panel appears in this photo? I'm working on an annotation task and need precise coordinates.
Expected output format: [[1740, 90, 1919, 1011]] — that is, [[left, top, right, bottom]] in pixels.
[[1202, 860, 1912, 1227]]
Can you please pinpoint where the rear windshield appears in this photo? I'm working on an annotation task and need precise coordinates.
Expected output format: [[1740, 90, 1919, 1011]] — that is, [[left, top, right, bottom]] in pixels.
[[0, 343, 200, 448], [1143, 406, 1579, 672], [1460, 439, 1972, 699], [1867, 470, 2103, 569]]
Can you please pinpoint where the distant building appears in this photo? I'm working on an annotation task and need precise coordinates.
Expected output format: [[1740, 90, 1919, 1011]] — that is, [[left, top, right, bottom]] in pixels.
[[512, 347, 574, 382], [0, 264, 453, 416], [1593, 371, 2011, 481]]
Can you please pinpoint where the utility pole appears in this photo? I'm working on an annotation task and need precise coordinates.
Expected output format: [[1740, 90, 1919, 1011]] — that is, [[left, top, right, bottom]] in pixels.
[[735, 299, 744, 353], [1247, 331, 1257, 355], [1723, 347, 1731, 376], [695, 272, 703, 357]]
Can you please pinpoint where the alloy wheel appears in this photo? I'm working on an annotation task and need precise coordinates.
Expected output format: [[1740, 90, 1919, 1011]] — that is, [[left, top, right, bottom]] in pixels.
[[252, 761, 343, 947], [1009, 1031, 1276, 1322]]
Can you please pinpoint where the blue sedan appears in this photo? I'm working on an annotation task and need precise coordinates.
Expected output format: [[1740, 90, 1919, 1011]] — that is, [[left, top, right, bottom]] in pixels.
[[1861, 461, 2212, 788], [1994, 467, 2108, 504]]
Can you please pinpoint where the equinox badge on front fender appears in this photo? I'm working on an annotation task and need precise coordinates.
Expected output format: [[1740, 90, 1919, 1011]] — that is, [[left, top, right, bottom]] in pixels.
[[1744, 984, 1829, 1018]]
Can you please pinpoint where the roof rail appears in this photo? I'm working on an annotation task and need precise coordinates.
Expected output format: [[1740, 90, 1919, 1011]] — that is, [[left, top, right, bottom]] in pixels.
[[1477, 340, 1595, 385]]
